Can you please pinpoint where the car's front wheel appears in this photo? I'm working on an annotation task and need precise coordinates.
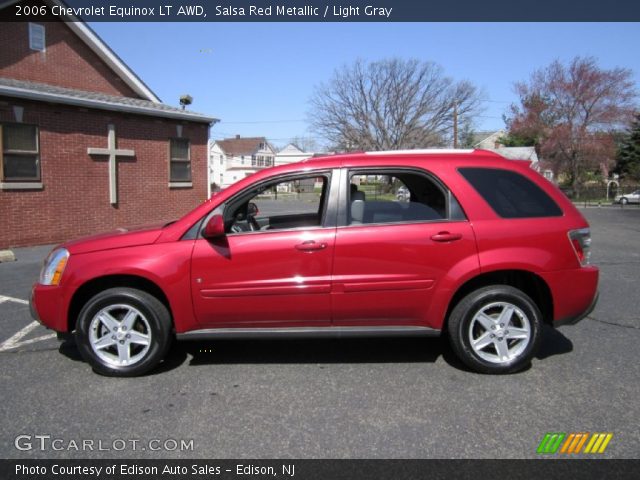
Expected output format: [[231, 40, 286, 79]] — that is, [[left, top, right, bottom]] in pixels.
[[448, 285, 542, 374], [620, 197, 629, 205], [75, 287, 172, 377]]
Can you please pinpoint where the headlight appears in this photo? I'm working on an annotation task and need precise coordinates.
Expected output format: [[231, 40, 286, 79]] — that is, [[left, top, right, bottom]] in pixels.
[[39, 248, 69, 285]]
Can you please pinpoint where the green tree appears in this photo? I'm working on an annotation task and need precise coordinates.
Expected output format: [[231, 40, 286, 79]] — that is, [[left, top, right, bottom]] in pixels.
[[614, 113, 640, 181]]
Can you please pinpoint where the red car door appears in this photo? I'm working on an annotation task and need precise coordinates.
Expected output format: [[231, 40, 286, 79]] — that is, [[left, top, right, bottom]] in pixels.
[[332, 222, 477, 327], [191, 230, 335, 327], [190, 173, 337, 327], [331, 168, 479, 328]]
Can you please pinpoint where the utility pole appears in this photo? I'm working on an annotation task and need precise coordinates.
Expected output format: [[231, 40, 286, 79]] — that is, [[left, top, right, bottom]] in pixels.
[[453, 102, 458, 149]]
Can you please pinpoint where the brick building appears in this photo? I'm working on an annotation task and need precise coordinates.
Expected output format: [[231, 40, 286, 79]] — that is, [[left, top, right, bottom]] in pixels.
[[0, 0, 216, 248]]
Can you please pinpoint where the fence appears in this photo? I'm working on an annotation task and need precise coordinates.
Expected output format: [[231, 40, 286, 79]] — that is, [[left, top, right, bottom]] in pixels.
[[561, 185, 640, 207]]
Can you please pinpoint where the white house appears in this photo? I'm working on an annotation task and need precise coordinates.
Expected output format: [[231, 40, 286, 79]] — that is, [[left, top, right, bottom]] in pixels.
[[209, 135, 276, 192], [472, 131, 553, 181], [275, 143, 314, 166]]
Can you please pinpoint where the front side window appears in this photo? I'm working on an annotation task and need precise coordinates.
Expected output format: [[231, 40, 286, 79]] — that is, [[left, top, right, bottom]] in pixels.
[[348, 170, 447, 225], [169, 138, 190, 182], [1, 123, 40, 182], [459, 167, 562, 218], [226, 174, 329, 233]]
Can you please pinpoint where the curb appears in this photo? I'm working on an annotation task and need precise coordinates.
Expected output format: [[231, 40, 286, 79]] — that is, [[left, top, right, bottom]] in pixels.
[[0, 250, 16, 263]]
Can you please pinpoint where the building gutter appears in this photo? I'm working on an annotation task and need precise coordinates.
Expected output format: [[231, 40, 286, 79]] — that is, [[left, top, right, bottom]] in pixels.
[[0, 85, 218, 124]]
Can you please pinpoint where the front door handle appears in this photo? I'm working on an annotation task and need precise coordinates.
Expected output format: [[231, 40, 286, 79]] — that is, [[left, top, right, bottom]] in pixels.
[[295, 240, 327, 252], [431, 231, 462, 242]]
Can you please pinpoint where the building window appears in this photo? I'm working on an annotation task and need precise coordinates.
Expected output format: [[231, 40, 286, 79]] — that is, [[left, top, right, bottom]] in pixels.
[[169, 138, 191, 182], [251, 155, 257, 167], [219, 155, 223, 165], [29, 23, 45, 51], [1, 123, 40, 182]]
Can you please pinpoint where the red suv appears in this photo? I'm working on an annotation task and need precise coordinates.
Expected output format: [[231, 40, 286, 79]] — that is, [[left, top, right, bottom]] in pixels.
[[30, 150, 598, 376]]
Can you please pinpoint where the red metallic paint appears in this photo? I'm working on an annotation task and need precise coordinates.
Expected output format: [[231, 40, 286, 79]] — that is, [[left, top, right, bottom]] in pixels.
[[191, 228, 336, 327], [331, 222, 478, 328], [31, 150, 599, 337]]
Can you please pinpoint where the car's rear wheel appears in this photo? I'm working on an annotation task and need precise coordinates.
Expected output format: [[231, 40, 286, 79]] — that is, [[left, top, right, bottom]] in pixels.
[[448, 285, 542, 374], [75, 287, 172, 377]]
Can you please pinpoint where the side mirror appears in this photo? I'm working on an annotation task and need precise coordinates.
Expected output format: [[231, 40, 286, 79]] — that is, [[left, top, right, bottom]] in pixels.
[[202, 215, 225, 240]]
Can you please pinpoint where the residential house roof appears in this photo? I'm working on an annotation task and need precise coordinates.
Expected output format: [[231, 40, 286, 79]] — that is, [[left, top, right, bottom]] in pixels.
[[472, 129, 506, 148], [0, 77, 217, 123], [488, 146, 539, 163], [278, 143, 307, 155], [216, 137, 272, 156]]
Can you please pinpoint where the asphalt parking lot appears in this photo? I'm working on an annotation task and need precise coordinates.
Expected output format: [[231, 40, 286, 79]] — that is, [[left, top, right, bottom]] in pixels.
[[1, 207, 639, 459]]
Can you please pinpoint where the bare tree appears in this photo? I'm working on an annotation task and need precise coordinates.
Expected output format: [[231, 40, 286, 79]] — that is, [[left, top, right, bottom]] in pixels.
[[288, 136, 320, 153], [309, 59, 482, 151], [506, 56, 637, 190]]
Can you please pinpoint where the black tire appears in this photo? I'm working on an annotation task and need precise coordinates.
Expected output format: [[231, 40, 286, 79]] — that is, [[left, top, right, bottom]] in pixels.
[[75, 287, 172, 377], [620, 197, 628, 205], [448, 285, 542, 374]]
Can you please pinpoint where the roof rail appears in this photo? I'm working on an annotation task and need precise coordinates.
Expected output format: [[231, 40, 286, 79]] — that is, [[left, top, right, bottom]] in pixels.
[[365, 149, 475, 155]]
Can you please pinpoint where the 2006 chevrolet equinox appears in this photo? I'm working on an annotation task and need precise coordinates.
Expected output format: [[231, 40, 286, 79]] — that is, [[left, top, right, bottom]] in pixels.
[[30, 149, 599, 376]]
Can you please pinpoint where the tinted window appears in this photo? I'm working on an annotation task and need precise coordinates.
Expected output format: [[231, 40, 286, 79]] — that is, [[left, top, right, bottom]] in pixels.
[[459, 168, 562, 218]]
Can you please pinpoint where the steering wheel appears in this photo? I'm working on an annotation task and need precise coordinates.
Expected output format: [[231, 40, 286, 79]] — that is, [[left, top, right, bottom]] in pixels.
[[247, 214, 260, 231]]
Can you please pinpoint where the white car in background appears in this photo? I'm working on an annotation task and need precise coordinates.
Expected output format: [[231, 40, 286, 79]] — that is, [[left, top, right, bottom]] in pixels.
[[615, 190, 640, 205]]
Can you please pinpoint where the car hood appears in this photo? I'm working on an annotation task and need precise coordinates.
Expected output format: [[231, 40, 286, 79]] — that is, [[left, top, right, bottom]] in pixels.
[[63, 223, 166, 255]]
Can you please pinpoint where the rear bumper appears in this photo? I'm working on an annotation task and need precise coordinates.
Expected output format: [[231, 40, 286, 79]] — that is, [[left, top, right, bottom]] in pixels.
[[539, 266, 599, 328], [555, 291, 599, 327]]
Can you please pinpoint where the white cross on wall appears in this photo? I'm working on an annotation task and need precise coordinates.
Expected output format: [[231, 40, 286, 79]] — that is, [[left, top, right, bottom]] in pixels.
[[87, 124, 135, 205]]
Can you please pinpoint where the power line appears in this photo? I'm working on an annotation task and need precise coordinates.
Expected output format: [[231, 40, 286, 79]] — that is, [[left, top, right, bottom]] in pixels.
[[481, 98, 512, 104], [218, 119, 306, 125]]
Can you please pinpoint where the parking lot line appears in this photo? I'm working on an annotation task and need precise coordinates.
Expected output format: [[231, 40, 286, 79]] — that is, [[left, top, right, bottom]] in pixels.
[[0, 295, 57, 351], [0, 295, 29, 305], [0, 321, 57, 352]]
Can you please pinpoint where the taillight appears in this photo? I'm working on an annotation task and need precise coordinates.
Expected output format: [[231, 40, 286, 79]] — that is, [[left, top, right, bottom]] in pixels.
[[568, 228, 591, 267]]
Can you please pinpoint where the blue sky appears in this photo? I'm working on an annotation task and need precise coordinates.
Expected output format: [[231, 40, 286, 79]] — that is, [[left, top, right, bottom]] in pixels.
[[91, 22, 640, 148]]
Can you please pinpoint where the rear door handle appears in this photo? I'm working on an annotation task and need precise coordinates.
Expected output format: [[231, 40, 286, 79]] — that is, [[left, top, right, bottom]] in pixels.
[[431, 231, 462, 242], [295, 240, 327, 252]]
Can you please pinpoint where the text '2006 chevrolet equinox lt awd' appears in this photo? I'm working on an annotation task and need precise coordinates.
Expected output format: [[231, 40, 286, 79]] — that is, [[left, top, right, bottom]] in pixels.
[[31, 149, 598, 376]]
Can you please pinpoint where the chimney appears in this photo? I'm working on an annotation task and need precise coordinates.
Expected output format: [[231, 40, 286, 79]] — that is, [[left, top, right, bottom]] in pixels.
[[235, 134, 240, 139]]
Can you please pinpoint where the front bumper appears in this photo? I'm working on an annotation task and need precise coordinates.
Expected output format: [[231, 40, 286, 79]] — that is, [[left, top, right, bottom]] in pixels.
[[30, 283, 67, 332], [29, 285, 40, 323]]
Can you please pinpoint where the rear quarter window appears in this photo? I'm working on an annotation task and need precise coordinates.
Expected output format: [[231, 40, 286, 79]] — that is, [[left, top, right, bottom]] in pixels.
[[459, 167, 562, 218]]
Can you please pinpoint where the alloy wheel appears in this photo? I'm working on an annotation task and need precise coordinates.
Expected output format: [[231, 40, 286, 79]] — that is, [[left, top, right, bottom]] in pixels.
[[468, 301, 531, 364], [88, 304, 152, 367]]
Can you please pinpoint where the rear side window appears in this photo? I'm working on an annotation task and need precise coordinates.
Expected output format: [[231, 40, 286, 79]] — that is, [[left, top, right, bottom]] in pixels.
[[459, 168, 562, 218]]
